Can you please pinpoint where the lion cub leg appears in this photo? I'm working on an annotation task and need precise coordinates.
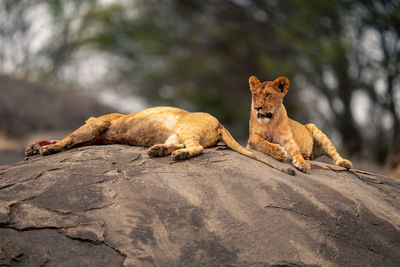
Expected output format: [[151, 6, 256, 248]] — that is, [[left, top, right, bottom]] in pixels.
[[279, 137, 311, 173], [148, 134, 184, 157], [305, 123, 352, 169], [248, 134, 288, 162], [40, 120, 111, 155]]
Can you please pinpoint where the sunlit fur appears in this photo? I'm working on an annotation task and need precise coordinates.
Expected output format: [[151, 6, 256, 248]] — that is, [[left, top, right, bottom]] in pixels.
[[25, 106, 295, 175], [247, 76, 352, 173]]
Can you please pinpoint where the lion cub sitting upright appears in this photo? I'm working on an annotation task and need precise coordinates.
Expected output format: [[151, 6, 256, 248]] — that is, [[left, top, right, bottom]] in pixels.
[[247, 75, 352, 173]]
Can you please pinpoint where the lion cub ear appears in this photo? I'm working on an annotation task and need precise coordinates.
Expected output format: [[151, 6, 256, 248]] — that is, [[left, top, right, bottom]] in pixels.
[[273, 77, 290, 95], [249, 75, 261, 91]]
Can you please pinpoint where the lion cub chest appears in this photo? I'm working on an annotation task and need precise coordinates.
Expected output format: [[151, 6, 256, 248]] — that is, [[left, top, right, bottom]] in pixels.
[[256, 119, 280, 143], [261, 129, 274, 143]]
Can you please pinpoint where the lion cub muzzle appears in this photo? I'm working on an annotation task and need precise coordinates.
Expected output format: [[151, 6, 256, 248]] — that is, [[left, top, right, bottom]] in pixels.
[[257, 112, 273, 119], [254, 107, 273, 119]]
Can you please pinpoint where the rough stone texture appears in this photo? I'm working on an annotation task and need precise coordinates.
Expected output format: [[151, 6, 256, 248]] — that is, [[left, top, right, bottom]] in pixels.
[[0, 144, 400, 266]]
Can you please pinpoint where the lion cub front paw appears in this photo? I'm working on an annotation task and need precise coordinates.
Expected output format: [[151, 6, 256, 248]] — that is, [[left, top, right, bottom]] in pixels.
[[270, 145, 288, 162], [336, 158, 352, 169], [293, 158, 311, 173]]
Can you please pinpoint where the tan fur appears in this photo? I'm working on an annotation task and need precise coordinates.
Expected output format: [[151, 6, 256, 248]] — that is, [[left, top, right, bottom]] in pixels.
[[26, 106, 295, 175], [247, 76, 353, 173]]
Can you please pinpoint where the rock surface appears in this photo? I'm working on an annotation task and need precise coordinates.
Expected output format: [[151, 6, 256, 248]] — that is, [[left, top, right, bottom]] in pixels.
[[0, 144, 400, 266]]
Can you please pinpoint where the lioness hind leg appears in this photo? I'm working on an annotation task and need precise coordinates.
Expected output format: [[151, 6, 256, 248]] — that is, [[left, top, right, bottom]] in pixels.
[[172, 129, 204, 160], [148, 134, 184, 157], [171, 112, 221, 160], [40, 120, 111, 156], [171, 143, 204, 160], [305, 123, 352, 169]]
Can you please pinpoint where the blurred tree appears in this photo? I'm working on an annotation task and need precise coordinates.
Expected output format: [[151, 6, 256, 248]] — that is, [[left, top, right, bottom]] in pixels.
[[354, 0, 400, 167], [0, 0, 399, 167], [0, 0, 99, 80], [74, 0, 304, 136], [0, 0, 37, 77], [273, 0, 363, 155]]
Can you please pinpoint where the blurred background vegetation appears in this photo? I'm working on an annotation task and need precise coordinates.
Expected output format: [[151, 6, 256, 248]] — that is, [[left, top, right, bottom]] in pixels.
[[0, 0, 399, 176]]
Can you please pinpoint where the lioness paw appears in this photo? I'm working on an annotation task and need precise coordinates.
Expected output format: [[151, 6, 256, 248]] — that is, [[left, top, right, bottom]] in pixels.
[[39, 145, 60, 156], [171, 150, 190, 160], [25, 140, 59, 157], [25, 143, 41, 156], [148, 144, 168, 157], [39, 147, 52, 156], [336, 158, 352, 169], [148, 144, 183, 157]]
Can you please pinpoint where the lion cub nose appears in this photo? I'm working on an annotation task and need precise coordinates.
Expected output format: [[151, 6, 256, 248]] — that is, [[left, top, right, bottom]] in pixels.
[[266, 112, 273, 118]]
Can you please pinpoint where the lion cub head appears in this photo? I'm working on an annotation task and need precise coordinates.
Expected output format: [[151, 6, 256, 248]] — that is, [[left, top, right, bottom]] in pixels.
[[248, 75, 290, 123]]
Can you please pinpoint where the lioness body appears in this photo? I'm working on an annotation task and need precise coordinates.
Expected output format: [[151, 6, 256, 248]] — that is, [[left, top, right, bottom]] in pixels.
[[247, 76, 352, 173], [83, 107, 220, 149], [26, 106, 295, 175]]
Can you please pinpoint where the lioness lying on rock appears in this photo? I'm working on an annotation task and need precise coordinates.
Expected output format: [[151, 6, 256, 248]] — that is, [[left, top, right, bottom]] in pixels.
[[26, 106, 295, 175]]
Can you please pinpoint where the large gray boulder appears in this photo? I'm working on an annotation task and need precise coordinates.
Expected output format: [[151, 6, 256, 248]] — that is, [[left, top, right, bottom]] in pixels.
[[0, 145, 399, 266]]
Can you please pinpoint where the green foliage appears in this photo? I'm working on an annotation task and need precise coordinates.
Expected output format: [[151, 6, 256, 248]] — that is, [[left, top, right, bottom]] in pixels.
[[1, 0, 399, 164]]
